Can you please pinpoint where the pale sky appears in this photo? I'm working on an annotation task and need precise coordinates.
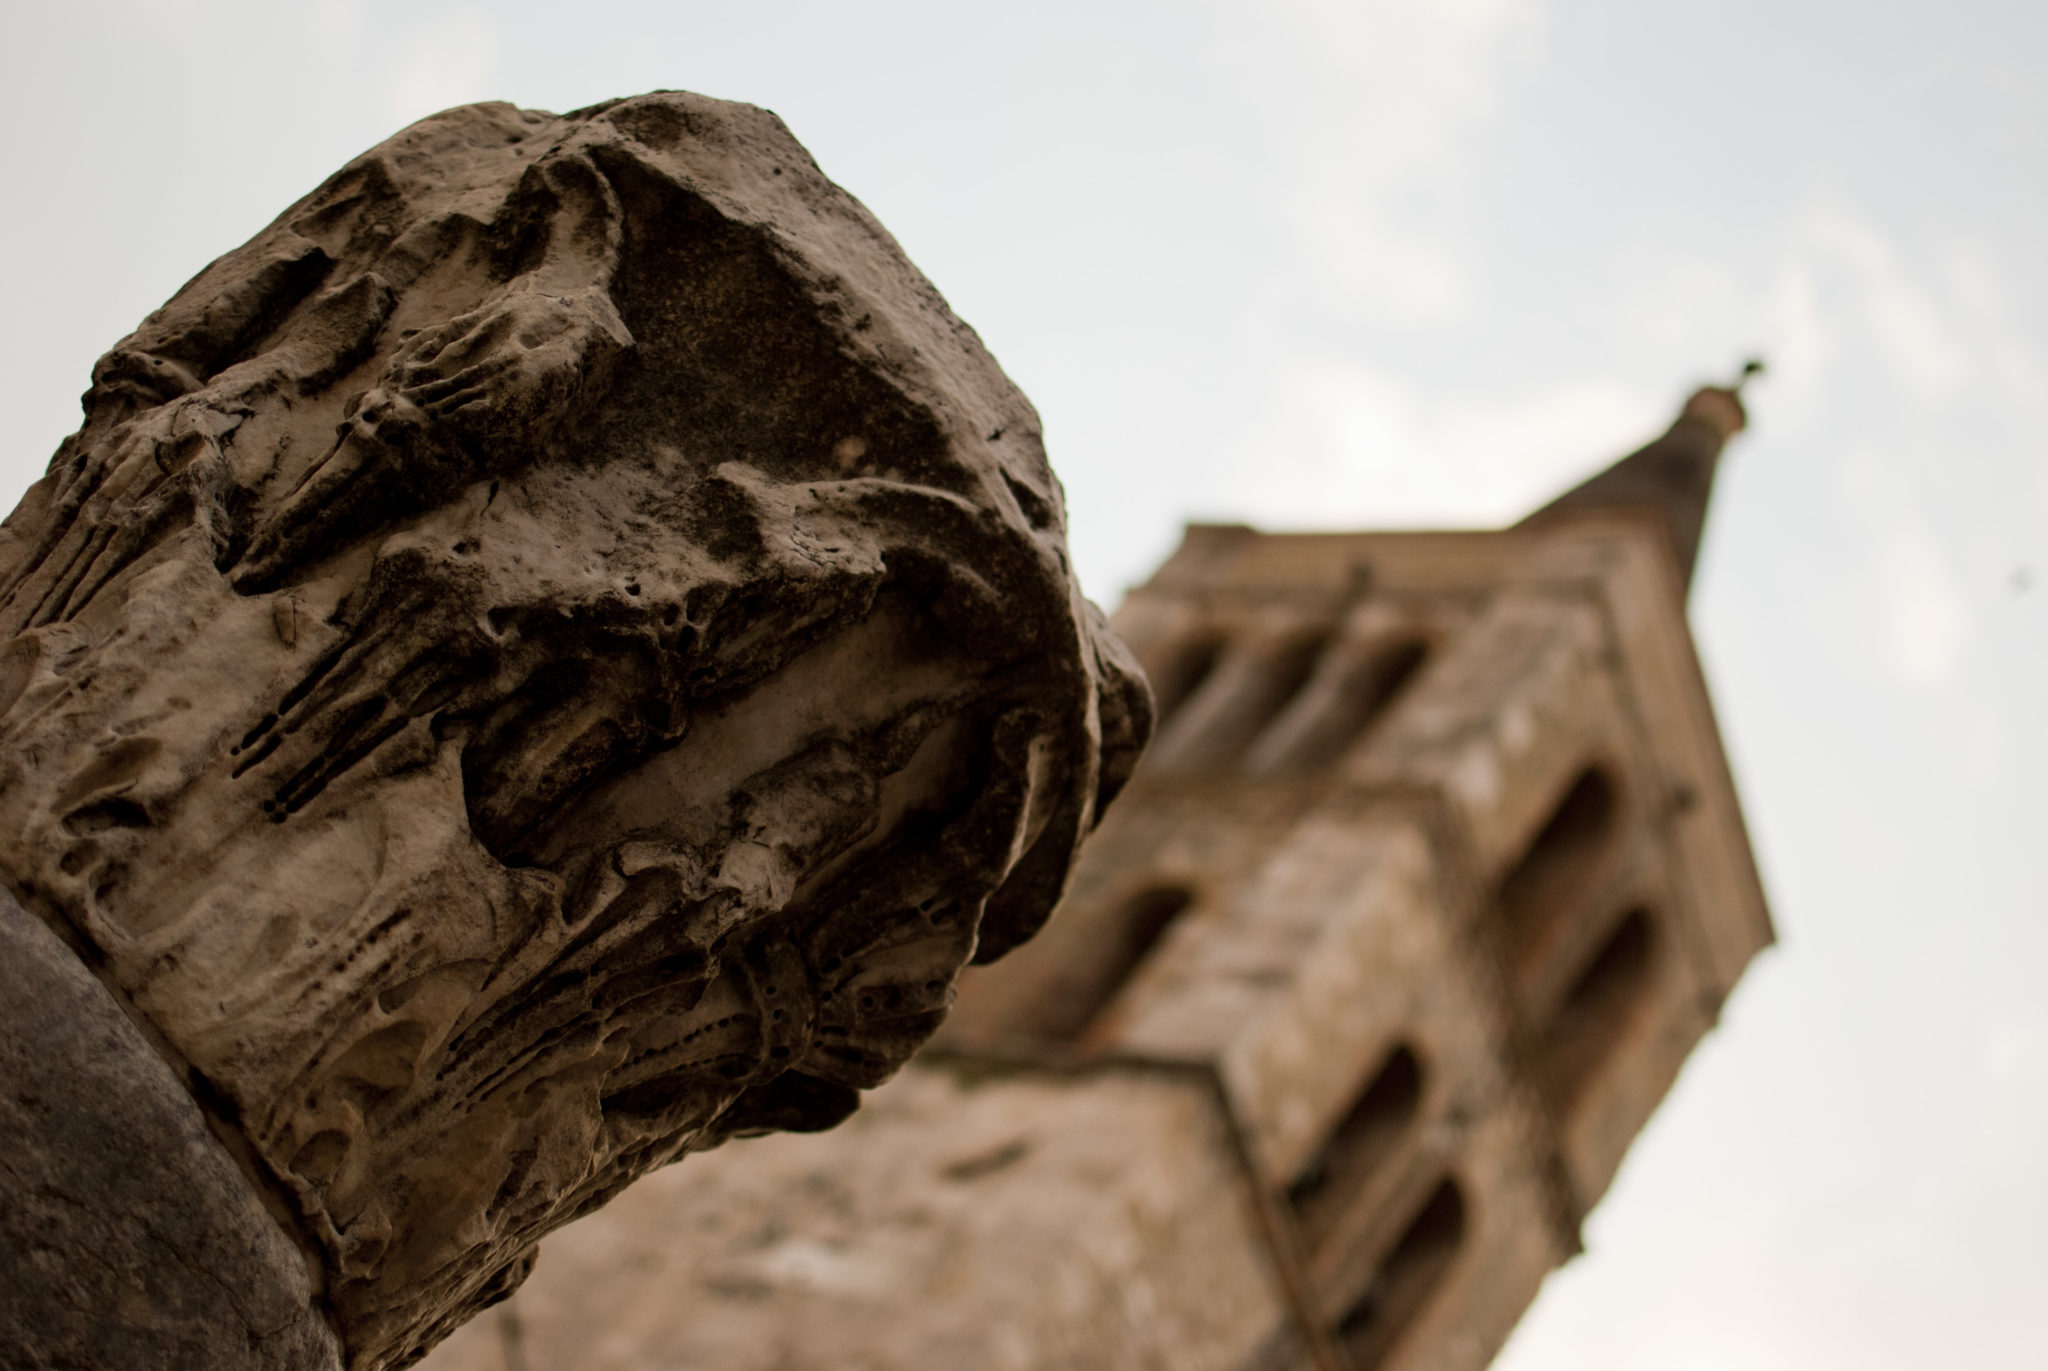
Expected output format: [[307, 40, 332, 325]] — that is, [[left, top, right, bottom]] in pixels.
[[4, 3, 2044, 1367]]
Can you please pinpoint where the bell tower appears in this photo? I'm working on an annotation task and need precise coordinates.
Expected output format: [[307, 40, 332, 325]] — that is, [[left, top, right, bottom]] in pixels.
[[422, 383, 1773, 1371]]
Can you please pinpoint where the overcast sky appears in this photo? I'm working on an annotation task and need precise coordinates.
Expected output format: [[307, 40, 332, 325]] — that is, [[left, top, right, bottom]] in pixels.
[[4, 2, 2044, 1367]]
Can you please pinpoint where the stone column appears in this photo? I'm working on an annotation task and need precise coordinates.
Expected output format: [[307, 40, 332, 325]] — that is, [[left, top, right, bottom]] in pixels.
[[0, 90, 1146, 1370], [0, 887, 344, 1370]]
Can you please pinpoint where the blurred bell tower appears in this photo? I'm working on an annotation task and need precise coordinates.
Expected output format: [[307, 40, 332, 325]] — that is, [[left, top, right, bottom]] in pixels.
[[422, 378, 1774, 1371]]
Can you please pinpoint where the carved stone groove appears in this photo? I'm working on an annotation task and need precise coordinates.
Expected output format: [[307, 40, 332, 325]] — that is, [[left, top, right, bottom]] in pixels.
[[0, 90, 1148, 1369]]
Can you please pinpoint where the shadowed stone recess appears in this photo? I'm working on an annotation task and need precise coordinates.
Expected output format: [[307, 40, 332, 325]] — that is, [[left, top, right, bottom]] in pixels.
[[0, 90, 1148, 1369], [0, 887, 344, 1371]]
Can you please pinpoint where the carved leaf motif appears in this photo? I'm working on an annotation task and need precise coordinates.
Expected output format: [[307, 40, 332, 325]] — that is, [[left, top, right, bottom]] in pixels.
[[0, 92, 1152, 1370]]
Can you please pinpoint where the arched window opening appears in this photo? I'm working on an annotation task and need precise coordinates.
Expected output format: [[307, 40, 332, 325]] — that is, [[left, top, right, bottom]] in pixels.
[[1336, 1176, 1468, 1370], [1031, 883, 1196, 1043], [1361, 636, 1429, 720], [1540, 907, 1658, 1110], [1149, 630, 1336, 774], [1148, 637, 1226, 729], [1287, 1044, 1424, 1254], [1259, 631, 1331, 724], [1246, 636, 1431, 776], [1495, 766, 1620, 981], [1211, 629, 1332, 769]]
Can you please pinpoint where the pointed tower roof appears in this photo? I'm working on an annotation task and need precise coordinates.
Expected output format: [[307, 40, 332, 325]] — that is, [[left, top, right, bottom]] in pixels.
[[1520, 363, 1759, 590]]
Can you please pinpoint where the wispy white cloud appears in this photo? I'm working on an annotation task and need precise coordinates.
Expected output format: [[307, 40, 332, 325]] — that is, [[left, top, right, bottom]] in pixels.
[[1276, 0, 1546, 181], [1839, 449, 1974, 691], [1804, 207, 1970, 401], [310, 0, 363, 45], [124, 0, 212, 16], [1738, 205, 2048, 424], [1969, 1010, 2048, 1171], [1228, 360, 1663, 529], [386, 9, 502, 126], [1942, 247, 2048, 413], [1759, 259, 1832, 397], [1876, 514, 1973, 688], [1212, 0, 1547, 321]]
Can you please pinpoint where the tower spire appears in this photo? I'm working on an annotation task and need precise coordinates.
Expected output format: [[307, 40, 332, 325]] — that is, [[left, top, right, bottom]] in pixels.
[[1520, 360, 1761, 590]]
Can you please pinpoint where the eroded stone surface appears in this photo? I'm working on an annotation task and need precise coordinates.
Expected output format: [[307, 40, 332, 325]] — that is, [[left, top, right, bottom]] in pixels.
[[0, 91, 1146, 1369], [0, 887, 344, 1371]]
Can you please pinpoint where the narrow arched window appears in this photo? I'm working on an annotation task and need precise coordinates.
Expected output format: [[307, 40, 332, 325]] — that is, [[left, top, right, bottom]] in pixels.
[[1029, 882, 1196, 1043], [1287, 1044, 1424, 1255], [1244, 635, 1430, 776], [1147, 630, 1333, 774], [1358, 637, 1429, 726], [1148, 636, 1225, 728], [1540, 907, 1659, 1110], [1336, 1176, 1467, 1370], [1257, 631, 1332, 727], [1495, 766, 1620, 983]]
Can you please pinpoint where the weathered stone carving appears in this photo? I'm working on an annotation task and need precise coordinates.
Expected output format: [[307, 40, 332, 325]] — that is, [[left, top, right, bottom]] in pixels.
[[0, 91, 1148, 1369]]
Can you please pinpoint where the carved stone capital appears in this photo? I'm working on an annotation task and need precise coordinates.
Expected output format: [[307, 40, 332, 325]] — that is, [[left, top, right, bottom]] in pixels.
[[0, 91, 1147, 1369]]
